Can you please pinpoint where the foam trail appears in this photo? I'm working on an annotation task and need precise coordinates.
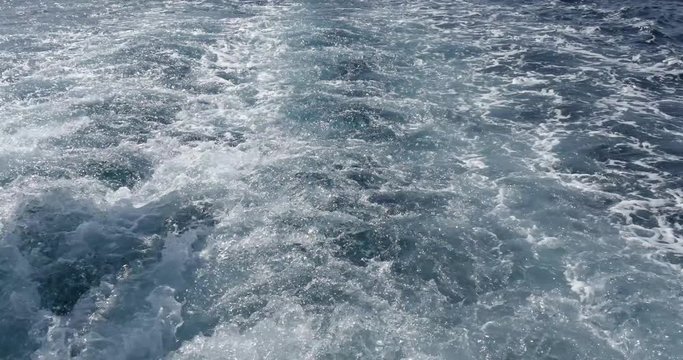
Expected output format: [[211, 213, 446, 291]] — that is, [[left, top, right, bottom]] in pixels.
[[1, 0, 683, 359]]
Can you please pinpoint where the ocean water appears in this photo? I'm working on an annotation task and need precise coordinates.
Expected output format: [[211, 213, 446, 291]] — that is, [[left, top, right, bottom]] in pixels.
[[1, 0, 682, 359]]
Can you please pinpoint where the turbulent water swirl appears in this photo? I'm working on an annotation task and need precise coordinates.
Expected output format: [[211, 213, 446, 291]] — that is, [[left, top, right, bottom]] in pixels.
[[1, 1, 682, 359]]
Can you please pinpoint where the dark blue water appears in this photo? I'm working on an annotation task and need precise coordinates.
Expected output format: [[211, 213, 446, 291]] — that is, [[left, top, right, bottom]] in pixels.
[[1, 1, 683, 359]]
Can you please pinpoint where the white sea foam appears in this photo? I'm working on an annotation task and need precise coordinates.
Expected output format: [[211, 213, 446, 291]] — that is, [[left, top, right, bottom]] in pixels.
[[2, 0, 683, 359]]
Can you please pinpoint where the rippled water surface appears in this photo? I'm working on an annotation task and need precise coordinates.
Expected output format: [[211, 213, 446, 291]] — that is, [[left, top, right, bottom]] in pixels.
[[1, 1, 683, 359]]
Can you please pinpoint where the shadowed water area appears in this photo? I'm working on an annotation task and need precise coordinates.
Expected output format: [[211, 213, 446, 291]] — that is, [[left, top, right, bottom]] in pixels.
[[1, 0, 683, 359]]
